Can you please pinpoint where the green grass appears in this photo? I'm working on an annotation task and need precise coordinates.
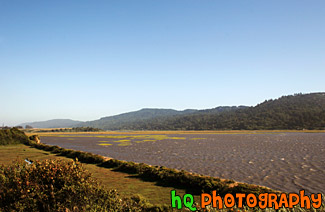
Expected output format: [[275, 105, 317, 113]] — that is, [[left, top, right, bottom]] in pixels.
[[0, 144, 191, 205]]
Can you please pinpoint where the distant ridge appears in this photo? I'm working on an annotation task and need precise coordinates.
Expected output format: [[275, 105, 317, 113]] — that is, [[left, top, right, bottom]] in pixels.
[[21, 93, 325, 130], [78, 106, 245, 130], [20, 119, 83, 128], [80, 92, 325, 130], [78, 108, 199, 129]]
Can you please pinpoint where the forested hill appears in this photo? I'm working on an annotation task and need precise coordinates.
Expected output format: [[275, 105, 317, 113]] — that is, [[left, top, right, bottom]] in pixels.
[[80, 106, 246, 130], [86, 93, 325, 130], [21, 93, 325, 130], [78, 108, 198, 129]]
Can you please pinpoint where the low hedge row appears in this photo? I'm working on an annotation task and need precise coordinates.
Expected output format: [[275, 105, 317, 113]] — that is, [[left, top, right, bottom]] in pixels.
[[26, 140, 105, 164], [26, 139, 275, 197], [102, 160, 274, 196]]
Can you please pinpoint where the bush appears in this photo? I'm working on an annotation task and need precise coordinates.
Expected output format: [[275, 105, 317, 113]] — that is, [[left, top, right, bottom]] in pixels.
[[0, 128, 29, 145], [0, 159, 164, 212]]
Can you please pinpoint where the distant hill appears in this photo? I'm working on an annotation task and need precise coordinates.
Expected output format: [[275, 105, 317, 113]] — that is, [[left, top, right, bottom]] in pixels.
[[20, 119, 83, 128], [82, 93, 325, 130], [21, 92, 325, 130], [78, 108, 198, 130], [79, 106, 245, 130]]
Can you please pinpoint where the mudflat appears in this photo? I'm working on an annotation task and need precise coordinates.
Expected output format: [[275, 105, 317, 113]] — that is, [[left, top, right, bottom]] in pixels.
[[40, 132, 325, 194]]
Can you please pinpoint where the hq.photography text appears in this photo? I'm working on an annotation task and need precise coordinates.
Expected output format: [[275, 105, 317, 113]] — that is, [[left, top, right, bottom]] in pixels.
[[171, 190, 322, 211]]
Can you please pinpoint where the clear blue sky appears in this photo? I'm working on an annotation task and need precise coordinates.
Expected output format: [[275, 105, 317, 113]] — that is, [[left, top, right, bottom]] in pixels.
[[1, 0, 324, 126]]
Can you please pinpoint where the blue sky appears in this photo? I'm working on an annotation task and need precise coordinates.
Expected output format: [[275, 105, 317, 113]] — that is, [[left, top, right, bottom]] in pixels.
[[1, 0, 324, 125]]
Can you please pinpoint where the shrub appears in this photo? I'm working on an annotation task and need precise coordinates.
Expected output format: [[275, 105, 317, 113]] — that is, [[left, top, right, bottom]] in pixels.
[[0, 159, 164, 211], [0, 128, 30, 145]]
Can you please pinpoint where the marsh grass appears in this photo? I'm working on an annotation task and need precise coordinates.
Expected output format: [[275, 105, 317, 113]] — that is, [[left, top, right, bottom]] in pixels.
[[117, 142, 132, 146]]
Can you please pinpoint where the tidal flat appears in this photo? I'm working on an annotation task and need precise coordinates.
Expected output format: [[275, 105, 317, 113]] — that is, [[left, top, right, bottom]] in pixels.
[[39, 131, 325, 194]]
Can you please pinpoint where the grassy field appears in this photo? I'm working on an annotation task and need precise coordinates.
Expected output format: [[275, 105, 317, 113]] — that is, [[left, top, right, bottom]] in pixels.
[[0, 144, 194, 206]]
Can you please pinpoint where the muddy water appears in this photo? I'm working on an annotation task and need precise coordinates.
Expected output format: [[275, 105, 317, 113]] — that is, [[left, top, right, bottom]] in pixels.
[[41, 133, 325, 194]]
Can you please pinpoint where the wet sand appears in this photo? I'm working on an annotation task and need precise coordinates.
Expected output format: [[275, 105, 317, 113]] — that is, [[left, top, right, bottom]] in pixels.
[[41, 132, 325, 194]]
